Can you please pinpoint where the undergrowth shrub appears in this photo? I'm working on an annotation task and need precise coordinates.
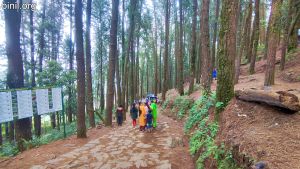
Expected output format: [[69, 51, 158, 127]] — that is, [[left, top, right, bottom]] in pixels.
[[0, 142, 19, 157], [173, 96, 193, 119], [0, 121, 77, 157], [162, 98, 170, 109], [185, 92, 240, 169]]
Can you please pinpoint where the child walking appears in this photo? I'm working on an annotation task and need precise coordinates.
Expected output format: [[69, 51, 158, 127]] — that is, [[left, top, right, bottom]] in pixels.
[[150, 99, 158, 128], [139, 102, 146, 131], [130, 103, 138, 127], [116, 105, 124, 126], [146, 109, 153, 132]]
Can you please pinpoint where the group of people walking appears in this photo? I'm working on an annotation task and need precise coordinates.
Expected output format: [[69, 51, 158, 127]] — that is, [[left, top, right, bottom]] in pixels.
[[115, 99, 158, 132]]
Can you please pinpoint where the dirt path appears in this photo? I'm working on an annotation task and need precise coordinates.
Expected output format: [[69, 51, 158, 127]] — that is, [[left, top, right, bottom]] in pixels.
[[2, 114, 194, 169]]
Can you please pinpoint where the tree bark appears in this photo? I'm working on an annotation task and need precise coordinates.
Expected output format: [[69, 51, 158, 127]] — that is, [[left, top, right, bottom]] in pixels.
[[280, 0, 293, 71], [68, 0, 74, 123], [235, 89, 300, 112], [264, 0, 283, 86], [116, 50, 122, 106], [211, 0, 220, 69], [75, 0, 87, 137], [153, 4, 158, 96], [245, 1, 253, 63], [85, 0, 95, 128], [162, 0, 170, 101], [200, 0, 211, 94], [188, 0, 197, 95], [177, 0, 184, 95], [249, 0, 260, 74], [121, 0, 126, 111], [0, 124, 2, 145], [30, 0, 41, 137], [234, 0, 244, 84], [259, 0, 266, 44], [105, 0, 119, 126], [4, 0, 32, 150], [216, 0, 238, 115]]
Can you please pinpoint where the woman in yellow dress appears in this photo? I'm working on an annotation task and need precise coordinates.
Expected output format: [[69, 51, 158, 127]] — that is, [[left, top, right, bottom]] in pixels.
[[139, 102, 146, 131]]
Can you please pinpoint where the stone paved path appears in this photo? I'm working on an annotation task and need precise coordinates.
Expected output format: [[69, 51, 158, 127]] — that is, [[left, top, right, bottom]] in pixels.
[[30, 115, 193, 169]]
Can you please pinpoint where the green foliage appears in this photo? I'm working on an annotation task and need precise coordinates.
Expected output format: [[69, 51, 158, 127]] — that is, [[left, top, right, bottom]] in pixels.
[[184, 94, 214, 133], [0, 143, 19, 157], [0, 121, 77, 157], [184, 92, 239, 169], [162, 99, 170, 109], [23, 121, 76, 149], [173, 96, 193, 119], [37, 60, 76, 87]]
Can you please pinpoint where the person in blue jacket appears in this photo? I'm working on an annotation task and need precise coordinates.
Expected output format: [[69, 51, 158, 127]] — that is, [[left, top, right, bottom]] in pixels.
[[212, 68, 217, 80]]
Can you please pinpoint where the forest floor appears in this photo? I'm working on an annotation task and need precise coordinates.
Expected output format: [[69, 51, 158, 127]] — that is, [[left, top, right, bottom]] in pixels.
[[0, 114, 194, 169], [161, 46, 300, 169], [216, 47, 300, 169]]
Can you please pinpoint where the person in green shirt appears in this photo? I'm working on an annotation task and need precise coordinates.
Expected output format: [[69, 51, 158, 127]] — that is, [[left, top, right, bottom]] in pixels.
[[150, 99, 158, 128]]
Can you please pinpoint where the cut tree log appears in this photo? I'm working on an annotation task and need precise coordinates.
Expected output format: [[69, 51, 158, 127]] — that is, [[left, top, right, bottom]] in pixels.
[[235, 89, 300, 112]]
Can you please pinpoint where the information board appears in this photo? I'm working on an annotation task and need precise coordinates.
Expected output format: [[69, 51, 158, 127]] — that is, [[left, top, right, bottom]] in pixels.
[[0, 92, 13, 123], [36, 89, 50, 115], [52, 88, 62, 111], [17, 90, 33, 119]]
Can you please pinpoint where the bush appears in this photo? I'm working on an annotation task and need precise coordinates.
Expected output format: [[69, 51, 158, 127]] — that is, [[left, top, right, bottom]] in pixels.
[[173, 96, 194, 119], [162, 99, 170, 109], [184, 92, 240, 169], [0, 142, 19, 157], [0, 121, 77, 157]]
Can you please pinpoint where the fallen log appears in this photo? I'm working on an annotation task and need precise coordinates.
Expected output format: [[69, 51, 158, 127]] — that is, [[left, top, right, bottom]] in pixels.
[[235, 89, 300, 112]]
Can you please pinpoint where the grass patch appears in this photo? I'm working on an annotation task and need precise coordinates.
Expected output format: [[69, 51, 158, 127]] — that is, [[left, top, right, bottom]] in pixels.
[[0, 121, 77, 157]]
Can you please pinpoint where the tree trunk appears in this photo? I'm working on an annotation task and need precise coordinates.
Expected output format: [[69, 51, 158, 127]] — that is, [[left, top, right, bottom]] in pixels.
[[0, 124, 2, 145], [153, 5, 158, 96], [216, 0, 239, 115], [174, 2, 179, 90], [4, 0, 32, 151], [188, 0, 197, 95], [200, 0, 211, 94], [234, 0, 243, 84], [30, 0, 41, 137], [8, 122, 14, 142], [249, 0, 260, 74], [100, 41, 105, 113], [135, 34, 140, 99], [124, 0, 137, 106], [288, 10, 300, 51], [85, 0, 95, 128], [121, 0, 126, 112], [105, 0, 119, 126], [211, 0, 220, 69], [75, 0, 87, 137], [22, 15, 29, 87], [68, 0, 74, 123], [280, 0, 293, 71], [159, 31, 163, 93], [264, 0, 283, 86], [259, 0, 266, 44], [162, 0, 170, 101], [177, 0, 184, 96], [245, 1, 253, 63], [116, 51, 122, 106]]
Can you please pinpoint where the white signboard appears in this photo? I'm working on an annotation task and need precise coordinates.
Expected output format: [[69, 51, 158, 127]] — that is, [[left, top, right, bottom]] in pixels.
[[52, 88, 62, 111], [0, 92, 13, 123], [36, 89, 50, 115], [17, 90, 33, 119]]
